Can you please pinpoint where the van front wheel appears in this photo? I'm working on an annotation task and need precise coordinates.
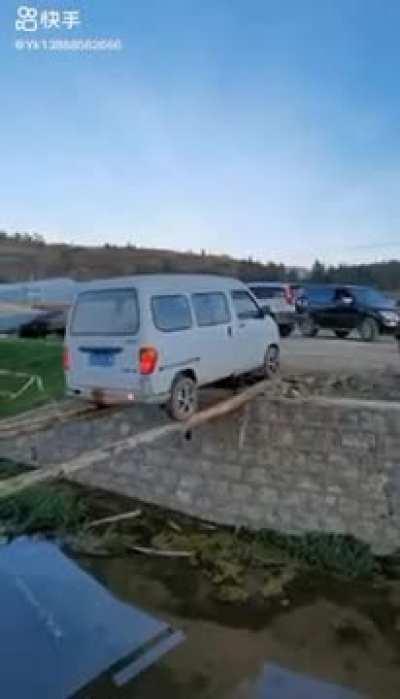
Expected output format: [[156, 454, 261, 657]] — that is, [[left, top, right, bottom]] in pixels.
[[167, 375, 198, 421]]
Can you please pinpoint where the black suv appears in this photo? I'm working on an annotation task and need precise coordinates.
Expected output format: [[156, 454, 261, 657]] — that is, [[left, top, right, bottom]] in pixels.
[[297, 285, 400, 341]]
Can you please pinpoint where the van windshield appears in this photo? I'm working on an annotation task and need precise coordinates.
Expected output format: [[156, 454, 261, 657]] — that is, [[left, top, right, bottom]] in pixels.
[[71, 289, 139, 335]]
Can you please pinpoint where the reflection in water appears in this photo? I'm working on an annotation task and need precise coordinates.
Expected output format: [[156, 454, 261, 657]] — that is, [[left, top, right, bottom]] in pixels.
[[83, 555, 400, 699], [0, 538, 183, 699], [232, 663, 363, 698], [0, 536, 397, 699]]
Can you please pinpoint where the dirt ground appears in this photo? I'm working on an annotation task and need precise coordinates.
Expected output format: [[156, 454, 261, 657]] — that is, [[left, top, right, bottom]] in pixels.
[[276, 331, 399, 402], [281, 330, 399, 376]]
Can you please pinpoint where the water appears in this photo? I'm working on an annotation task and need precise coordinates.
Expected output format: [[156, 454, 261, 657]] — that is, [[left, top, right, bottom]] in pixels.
[[79, 554, 400, 699], [0, 538, 182, 699], [1, 535, 398, 697]]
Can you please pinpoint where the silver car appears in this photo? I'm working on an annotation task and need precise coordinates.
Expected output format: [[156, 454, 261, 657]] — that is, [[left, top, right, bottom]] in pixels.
[[248, 282, 298, 337]]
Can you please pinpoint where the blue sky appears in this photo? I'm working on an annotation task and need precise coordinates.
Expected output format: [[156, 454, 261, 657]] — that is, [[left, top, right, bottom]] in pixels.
[[1, 0, 400, 266]]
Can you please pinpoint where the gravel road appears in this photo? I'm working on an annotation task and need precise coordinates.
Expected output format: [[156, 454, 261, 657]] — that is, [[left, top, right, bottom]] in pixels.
[[281, 330, 399, 375]]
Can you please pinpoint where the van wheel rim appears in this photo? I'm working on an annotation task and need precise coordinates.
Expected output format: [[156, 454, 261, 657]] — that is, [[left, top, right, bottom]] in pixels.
[[176, 383, 196, 414]]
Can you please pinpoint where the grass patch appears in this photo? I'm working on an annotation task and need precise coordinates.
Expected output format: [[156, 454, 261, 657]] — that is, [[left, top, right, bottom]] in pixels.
[[0, 459, 31, 481], [256, 530, 377, 579], [0, 338, 64, 418], [0, 484, 87, 535]]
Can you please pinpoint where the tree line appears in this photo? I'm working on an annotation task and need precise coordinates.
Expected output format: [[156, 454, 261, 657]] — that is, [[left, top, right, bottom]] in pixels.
[[308, 259, 400, 291], [0, 230, 398, 290]]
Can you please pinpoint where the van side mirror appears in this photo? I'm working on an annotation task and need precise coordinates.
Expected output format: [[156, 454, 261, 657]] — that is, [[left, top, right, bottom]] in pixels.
[[259, 306, 269, 318]]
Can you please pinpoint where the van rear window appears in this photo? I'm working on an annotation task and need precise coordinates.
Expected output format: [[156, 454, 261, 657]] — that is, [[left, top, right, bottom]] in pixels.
[[71, 289, 139, 335]]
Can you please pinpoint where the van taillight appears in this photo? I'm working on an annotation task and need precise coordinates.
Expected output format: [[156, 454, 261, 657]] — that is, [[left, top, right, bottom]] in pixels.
[[63, 347, 70, 371], [139, 347, 158, 375]]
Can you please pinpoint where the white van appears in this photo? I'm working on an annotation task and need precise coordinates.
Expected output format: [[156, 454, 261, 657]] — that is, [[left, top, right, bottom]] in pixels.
[[64, 275, 280, 420]]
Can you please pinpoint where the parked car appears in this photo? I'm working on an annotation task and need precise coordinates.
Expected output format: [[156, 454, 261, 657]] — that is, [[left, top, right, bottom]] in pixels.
[[64, 274, 280, 420], [297, 284, 400, 341], [247, 282, 297, 337], [18, 309, 67, 338]]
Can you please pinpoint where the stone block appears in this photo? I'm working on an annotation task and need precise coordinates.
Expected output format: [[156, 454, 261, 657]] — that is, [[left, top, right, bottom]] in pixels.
[[230, 483, 253, 502], [341, 432, 376, 450]]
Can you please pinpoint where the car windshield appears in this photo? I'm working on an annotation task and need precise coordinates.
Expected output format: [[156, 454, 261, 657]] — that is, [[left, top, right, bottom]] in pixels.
[[352, 288, 395, 309]]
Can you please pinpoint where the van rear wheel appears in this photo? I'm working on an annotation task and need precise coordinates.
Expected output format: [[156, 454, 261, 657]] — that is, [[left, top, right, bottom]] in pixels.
[[167, 375, 198, 421]]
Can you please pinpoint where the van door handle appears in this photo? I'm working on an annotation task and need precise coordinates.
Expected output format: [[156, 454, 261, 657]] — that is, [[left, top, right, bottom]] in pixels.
[[227, 326, 232, 337]]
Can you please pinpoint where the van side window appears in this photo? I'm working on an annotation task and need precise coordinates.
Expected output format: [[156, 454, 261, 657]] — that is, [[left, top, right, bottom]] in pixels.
[[151, 295, 192, 332], [231, 290, 261, 319], [192, 292, 231, 326]]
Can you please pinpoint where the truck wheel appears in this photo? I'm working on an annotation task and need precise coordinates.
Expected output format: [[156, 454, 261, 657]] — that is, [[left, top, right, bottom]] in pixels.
[[359, 317, 379, 342], [167, 374, 198, 421], [279, 324, 293, 338], [299, 315, 319, 338], [334, 330, 350, 339], [263, 344, 280, 378]]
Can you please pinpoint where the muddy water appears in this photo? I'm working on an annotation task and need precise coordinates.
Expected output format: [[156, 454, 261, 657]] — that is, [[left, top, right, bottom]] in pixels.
[[79, 555, 400, 699]]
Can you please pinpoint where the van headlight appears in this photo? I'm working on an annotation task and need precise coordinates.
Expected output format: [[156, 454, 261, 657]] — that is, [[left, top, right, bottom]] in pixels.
[[380, 310, 398, 325]]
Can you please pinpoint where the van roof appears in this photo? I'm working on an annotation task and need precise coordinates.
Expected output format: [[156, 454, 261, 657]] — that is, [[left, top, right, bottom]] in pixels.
[[77, 274, 243, 295]]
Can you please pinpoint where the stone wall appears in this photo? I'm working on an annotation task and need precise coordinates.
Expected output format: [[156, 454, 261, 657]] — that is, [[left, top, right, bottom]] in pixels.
[[1, 395, 400, 554]]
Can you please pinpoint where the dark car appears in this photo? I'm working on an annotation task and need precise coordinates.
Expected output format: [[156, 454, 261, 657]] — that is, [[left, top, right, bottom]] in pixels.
[[18, 309, 66, 338], [297, 285, 400, 342]]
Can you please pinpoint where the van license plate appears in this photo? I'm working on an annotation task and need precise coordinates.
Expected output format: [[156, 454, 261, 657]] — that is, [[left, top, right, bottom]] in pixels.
[[89, 352, 115, 368]]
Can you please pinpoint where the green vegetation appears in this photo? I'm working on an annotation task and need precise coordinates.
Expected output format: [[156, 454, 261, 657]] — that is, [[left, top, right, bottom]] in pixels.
[[309, 258, 400, 292], [0, 459, 29, 481], [0, 472, 388, 605], [256, 530, 377, 579], [0, 338, 64, 418], [0, 483, 87, 535]]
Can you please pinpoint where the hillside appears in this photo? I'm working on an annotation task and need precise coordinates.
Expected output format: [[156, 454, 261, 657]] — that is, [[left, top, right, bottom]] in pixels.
[[0, 234, 399, 291], [0, 236, 292, 283]]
